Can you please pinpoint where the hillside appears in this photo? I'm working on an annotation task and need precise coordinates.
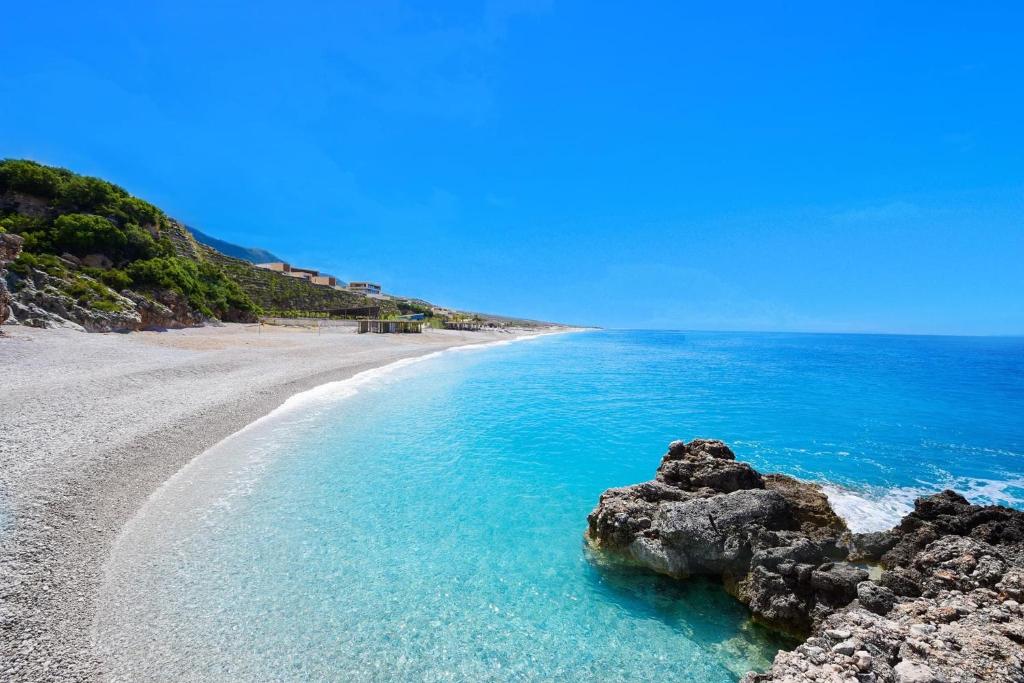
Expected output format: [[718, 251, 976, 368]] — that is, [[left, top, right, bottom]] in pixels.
[[166, 222, 395, 316], [0, 159, 553, 333], [186, 225, 282, 264], [0, 159, 384, 331]]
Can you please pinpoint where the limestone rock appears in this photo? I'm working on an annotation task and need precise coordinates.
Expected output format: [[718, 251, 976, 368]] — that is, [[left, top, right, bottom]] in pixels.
[[656, 438, 764, 492], [588, 439, 856, 632], [7, 269, 142, 332], [1, 233, 26, 326], [764, 473, 848, 540], [857, 580, 896, 615]]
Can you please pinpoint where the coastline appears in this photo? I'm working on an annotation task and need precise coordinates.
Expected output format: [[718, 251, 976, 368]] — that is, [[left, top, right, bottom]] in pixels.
[[0, 323, 574, 681]]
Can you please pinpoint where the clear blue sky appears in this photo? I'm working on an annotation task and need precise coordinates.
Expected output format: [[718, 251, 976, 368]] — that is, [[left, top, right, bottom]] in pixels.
[[2, 2, 1022, 334]]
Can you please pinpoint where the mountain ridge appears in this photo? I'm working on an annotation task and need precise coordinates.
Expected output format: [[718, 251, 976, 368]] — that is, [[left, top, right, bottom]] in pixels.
[[186, 225, 282, 264]]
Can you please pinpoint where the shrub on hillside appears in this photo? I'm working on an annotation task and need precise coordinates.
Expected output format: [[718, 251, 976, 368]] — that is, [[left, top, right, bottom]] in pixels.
[[49, 213, 167, 263], [1, 159, 261, 322], [0, 159, 164, 227], [127, 256, 258, 319], [8, 251, 67, 277]]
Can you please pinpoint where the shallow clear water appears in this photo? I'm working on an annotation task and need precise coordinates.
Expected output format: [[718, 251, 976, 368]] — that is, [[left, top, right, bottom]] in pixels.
[[97, 331, 1024, 681]]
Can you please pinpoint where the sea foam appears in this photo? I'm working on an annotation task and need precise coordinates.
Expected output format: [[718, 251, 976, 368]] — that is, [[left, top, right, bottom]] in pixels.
[[824, 476, 1024, 533]]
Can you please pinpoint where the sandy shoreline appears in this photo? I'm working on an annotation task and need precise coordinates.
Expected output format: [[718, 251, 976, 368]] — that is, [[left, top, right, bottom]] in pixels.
[[0, 322, 564, 681]]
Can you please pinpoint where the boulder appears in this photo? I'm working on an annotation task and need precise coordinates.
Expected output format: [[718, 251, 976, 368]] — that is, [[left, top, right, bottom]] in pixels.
[[588, 439, 855, 632], [656, 438, 764, 492], [857, 580, 896, 615], [763, 473, 848, 540]]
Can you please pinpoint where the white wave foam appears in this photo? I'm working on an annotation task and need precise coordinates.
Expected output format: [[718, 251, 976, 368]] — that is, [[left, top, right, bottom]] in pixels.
[[956, 476, 1024, 507], [823, 475, 1024, 534], [821, 484, 920, 533]]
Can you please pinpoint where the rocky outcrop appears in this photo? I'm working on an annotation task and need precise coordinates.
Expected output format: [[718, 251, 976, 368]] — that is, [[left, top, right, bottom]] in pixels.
[[588, 439, 853, 634], [4, 268, 212, 332], [0, 191, 55, 219], [2, 250, 210, 332], [587, 438, 1024, 682], [744, 536, 1024, 682], [6, 269, 143, 332], [0, 232, 25, 326], [122, 289, 204, 329]]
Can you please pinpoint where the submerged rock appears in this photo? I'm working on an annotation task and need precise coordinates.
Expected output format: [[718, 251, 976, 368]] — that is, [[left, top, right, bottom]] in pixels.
[[587, 438, 1024, 682]]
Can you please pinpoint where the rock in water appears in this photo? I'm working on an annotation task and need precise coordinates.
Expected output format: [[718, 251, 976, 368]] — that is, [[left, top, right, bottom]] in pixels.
[[588, 438, 855, 633], [587, 438, 1024, 682]]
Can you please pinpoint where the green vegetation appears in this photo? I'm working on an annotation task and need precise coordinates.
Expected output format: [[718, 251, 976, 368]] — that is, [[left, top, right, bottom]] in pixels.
[[8, 251, 67, 277], [1, 158, 258, 321], [0, 160, 173, 264], [0, 159, 162, 227], [127, 256, 255, 319]]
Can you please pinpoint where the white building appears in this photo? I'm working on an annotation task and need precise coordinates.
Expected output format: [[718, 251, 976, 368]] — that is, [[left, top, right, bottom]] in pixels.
[[348, 281, 383, 296]]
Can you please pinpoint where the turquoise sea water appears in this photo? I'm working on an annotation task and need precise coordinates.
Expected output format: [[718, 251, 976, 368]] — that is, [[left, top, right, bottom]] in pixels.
[[97, 331, 1024, 681]]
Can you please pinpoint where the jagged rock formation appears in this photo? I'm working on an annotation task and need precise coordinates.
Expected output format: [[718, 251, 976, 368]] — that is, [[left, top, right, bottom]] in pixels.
[[746, 497, 1024, 683], [587, 438, 852, 634], [0, 232, 206, 331], [586, 439, 1024, 683], [6, 267, 141, 332], [0, 232, 24, 325]]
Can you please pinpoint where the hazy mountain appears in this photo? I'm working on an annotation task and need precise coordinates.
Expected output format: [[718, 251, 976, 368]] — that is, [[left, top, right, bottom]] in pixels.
[[186, 226, 282, 264]]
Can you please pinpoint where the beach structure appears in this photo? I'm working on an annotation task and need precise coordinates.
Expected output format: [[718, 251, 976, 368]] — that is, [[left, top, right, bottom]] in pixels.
[[444, 321, 483, 331], [256, 261, 291, 273], [348, 281, 382, 296], [396, 313, 425, 321], [327, 305, 381, 318], [358, 319, 423, 333]]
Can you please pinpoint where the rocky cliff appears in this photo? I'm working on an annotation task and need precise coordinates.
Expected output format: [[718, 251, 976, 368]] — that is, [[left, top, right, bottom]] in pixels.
[[587, 439, 1024, 682], [0, 232, 25, 326]]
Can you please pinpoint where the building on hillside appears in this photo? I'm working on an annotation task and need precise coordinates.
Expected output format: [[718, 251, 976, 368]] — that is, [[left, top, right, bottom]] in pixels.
[[256, 261, 291, 272], [396, 313, 425, 321], [348, 281, 382, 296], [290, 267, 319, 277], [310, 275, 336, 287]]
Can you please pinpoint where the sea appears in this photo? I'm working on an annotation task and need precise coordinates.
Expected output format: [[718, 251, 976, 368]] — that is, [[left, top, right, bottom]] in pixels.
[[95, 330, 1024, 681]]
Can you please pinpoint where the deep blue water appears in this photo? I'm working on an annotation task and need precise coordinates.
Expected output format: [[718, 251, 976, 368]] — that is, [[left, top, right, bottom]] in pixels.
[[97, 331, 1024, 681]]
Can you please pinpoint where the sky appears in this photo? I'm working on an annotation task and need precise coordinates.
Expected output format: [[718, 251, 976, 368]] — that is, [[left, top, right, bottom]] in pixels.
[[2, 2, 1022, 334]]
